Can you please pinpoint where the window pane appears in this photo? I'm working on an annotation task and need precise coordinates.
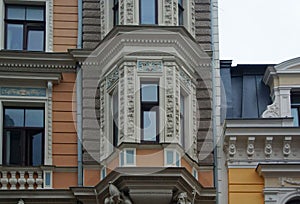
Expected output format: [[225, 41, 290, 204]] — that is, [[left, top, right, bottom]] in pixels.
[[166, 150, 173, 165], [30, 131, 43, 166], [5, 109, 24, 127], [292, 108, 299, 126], [126, 150, 134, 164], [180, 94, 184, 114], [7, 6, 25, 20], [143, 111, 157, 141], [120, 151, 124, 166], [25, 109, 44, 127], [6, 24, 24, 50], [27, 30, 44, 51], [141, 84, 158, 102], [4, 130, 22, 165], [178, 0, 183, 6], [26, 7, 44, 21], [140, 0, 156, 24], [175, 152, 180, 167]]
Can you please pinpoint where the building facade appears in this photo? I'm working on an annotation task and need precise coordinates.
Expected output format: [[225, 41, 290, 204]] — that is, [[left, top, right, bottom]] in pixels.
[[220, 59, 300, 204], [0, 0, 220, 203]]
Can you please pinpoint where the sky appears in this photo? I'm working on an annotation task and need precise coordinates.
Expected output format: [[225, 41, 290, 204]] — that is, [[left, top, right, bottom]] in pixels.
[[218, 0, 300, 65]]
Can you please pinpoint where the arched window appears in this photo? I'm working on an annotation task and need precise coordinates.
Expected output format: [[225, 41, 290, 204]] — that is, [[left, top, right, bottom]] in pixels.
[[286, 198, 300, 204]]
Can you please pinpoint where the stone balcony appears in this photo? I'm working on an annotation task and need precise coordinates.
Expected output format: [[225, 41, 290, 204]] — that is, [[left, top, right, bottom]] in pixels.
[[0, 166, 52, 190]]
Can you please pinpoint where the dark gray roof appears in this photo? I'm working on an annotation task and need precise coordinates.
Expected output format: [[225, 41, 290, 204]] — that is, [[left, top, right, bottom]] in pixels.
[[220, 60, 272, 119]]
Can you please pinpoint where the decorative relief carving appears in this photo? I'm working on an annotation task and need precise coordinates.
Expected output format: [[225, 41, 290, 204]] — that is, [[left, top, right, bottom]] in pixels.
[[175, 66, 180, 141], [264, 137, 273, 158], [179, 69, 191, 88], [125, 0, 134, 24], [164, 0, 173, 25], [283, 137, 292, 157], [190, 0, 196, 36], [192, 83, 197, 158], [106, 68, 119, 90], [262, 100, 280, 118], [280, 177, 300, 186], [228, 137, 237, 157], [104, 182, 132, 204], [47, 82, 53, 165], [247, 137, 255, 158], [137, 61, 163, 72], [165, 62, 175, 138], [99, 81, 106, 158], [119, 0, 125, 25], [124, 63, 136, 140], [119, 67, 125, 140], [100, 0, 106, 39], [176, 192, 191, 204], [0, 87, 46, 97], [46, 0, 53, 51]]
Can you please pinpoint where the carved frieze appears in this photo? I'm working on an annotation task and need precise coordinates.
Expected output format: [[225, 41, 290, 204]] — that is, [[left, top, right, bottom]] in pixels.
[[137, 61, 163, 72], [0, 87, 46, 97]]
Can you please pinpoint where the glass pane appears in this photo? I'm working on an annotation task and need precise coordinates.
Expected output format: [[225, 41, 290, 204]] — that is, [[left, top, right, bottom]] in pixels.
[[4, 109, 24, 127], [180, 94, 184, 114], [27, 30, 44, 51], [26, 7, 44, 21], [30, 131, 43, 166], [101, 168, 106, 179], [178, 0, 183, 6], [113, 90, 118, 114], [141, 83, 158, 102], [120, 151, 124, 166], [143, 111, 157, 141], [5, 130, 22, 165], [25, 109, 44, 127], [166, 150, 173, 165], [7, 6, 25, 20], [6, 24, 24, 50], [140, 0, 156, 24], [175, 152, 180, 167], [126, 150, 134, 164], [292, 108, 299, 126]]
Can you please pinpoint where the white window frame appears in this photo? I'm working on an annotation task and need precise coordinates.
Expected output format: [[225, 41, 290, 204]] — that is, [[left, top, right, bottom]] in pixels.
[[43, 170, 52, 188], [192, 167, 198, 180], [164, 149, 181, 167], [119, 148, 136, 167], [0, 0, 53, 51]]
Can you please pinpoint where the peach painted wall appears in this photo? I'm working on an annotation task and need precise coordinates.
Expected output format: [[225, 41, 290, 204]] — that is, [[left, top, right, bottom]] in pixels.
[[84, 169, 100, 187], [53, 172, 77, 189], [52, 73, 77, 167], [53, 0, 78, 52], [136, 149, 164, 166], [228, 168, 264, 204]]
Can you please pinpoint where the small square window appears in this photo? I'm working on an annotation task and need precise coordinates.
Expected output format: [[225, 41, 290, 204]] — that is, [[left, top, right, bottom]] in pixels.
[[165, 149, 181, 167], [119, 148, 136, 167]]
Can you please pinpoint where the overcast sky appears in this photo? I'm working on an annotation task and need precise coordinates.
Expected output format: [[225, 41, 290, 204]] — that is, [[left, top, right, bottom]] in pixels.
[[218, 0, 300, 65]]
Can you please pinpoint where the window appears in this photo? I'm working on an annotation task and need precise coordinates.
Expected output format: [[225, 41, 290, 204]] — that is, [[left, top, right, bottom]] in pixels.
[[178, 0, 184, 25], [3, 107, 44, 166], [140, 82, 159, 142], [113, 0, 119, 25], [5, 4, 45, 51], [192, 168, 198, 179], [101, 167, 107, 180], [111, 88, 119, 146], [291, 94, 300, 126], [119, 148, 136, 167], [140, 0, 157, 24], [165, 149, 180, 167]]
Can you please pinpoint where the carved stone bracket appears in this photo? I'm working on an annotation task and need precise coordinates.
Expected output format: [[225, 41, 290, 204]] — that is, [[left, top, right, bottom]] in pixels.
[[262, 100, 280, 118], [247, 137, 255, 158], [264, 137, 273, 158], [176, 192, 191, 204], [104, 182, 132, 204], [228, 137, 237, 158], [283, 136, 292, 158], [280, 177, 300, 187]]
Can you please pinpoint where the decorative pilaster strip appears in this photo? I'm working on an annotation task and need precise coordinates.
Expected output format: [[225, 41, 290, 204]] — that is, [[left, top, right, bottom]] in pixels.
[[119, 67, 125, 141], [191, 83, 197, 159], [100, 0, 106, 39], [106, 68, 119, 90], [0, 87, 46, 97], [164, 62, 176, 140], [125, 0, 134, 24], [179, 69, 191, 89], [163, 0, 174, 25], [190, 0, 196, 37], [99, 81, 106, 159], [174, 66, 180, 141], [46, 0, 53, 51], [47, 81, 53, 165], [124, 62, 136, 141], [172, 0, 178, 25], [119, 0, 125, 25]]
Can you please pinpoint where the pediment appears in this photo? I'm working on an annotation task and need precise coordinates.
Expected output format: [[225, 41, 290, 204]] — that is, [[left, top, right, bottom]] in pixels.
[[275, 57, 300, 73]]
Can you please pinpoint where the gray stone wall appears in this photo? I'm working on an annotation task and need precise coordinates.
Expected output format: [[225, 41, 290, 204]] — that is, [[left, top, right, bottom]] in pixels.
[[82, 0, 101, 49]]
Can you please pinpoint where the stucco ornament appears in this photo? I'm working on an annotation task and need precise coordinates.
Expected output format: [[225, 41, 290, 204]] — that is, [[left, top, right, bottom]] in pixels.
[[104, 182, 132, 204], [262, 100, 280, 118], [177, 192, 191, 204], [17, 199, 24, 204]]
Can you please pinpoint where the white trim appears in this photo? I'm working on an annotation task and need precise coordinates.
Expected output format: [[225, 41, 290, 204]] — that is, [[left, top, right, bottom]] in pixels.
[[43, 170, 52, 189], [0, 0, 53, 51]]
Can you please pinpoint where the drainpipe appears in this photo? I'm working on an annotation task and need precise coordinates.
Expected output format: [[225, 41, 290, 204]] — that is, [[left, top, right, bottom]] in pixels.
[[77, 0, 83, 186], [210, 0, 219, 202]]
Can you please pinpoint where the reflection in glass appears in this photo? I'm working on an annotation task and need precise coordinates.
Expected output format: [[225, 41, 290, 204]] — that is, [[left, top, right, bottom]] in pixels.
[[141, 84, 158, 102], [5, 109, 24, 127], [166, 150, 173, 165], [7, 6, 25, 20], [140, 0, 157, 24], [292, 108, 299, 126], [143, 111, 156, 141], [27, 30, 44, 51], [26, 7, 44, 21], [5, 130, 22, 165], [25, 109, 44, 127], [126, 150, 134, 164], [6, 24, 23, 50], [31, 131, 43, 166]]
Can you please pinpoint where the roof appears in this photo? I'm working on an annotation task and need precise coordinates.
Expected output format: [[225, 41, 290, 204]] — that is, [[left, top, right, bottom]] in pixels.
[[220, 60, 272, 119]]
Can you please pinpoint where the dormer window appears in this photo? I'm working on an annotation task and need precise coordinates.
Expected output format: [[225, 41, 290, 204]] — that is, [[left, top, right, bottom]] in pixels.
[[139, 0, 157, 25]]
